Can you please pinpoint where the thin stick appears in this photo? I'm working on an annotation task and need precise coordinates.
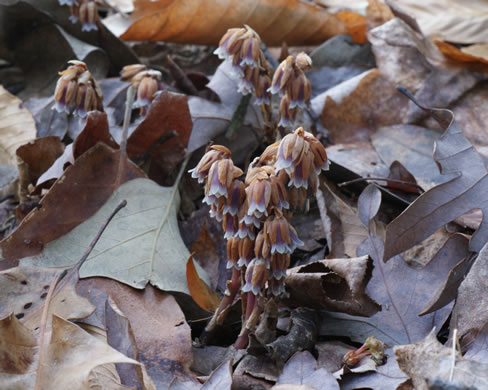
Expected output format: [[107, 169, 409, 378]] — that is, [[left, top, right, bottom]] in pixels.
[[34, 269, 67, 390], [338, 177, 424, 192], [449, 328, 458, 381], [116, 86, 136, 188]]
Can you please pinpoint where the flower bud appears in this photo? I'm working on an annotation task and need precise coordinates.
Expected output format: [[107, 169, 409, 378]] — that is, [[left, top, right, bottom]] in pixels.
[[275, 127, 307, 174], [242, 258, 269, 295], [270, 253, 290, 280], [226, 237, 240, 269], [239, 35, 261, 68], [237, 237, 255, 268], [268, 277, 286, 296], [120, 64, 147, 81], [278, 94, 297, 127], [214, 27, 247, 60], [268, 56, 294, 95], [222, 213, 239, 239], [189, 145, 231, 183], [254, 74, 271, 105], [223, 179, 245, 216], [205, 159, 240, 199], [79, 0, 98, 31], [288, 69, 312, 109], [246, 177, 272, 218], [295, 52, 312, 70]]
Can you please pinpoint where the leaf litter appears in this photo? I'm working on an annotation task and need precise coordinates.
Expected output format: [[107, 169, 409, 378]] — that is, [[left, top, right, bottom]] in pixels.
[[4, 0, 488, 388]]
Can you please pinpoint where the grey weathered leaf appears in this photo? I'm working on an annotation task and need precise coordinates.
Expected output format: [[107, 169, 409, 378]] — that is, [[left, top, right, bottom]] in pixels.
[[450, 242, 488, 346], [385, 94, 488, 260], [276, 351, 339, 390], [201, 360, 232, 390], [358, 184, 382, 227], [20, 178, 210, 294], [395, 330, 488, 390]]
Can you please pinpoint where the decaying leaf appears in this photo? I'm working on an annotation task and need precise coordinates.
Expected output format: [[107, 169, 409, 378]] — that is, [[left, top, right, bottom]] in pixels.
[[275, 351, 339, 390], [0, 143, 145, 268], [450, 242, 488, 347], [108, 0, 350, 46], [284, 255, 380, 316], [186, 255, 220, 313], [385, 96, 488, 260], [19, 178, 210, 295], [201, 360, 233, 390], [0, 85, 36, 166], [357, 184, 381, 227], [0, 266, 95, 331], [0, 313, 142, 389], [78, 278, 195, 389], [395, 330, 488, 390]]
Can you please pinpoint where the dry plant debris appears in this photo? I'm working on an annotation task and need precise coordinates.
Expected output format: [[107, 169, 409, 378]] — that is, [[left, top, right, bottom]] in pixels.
[[2, 0, 488, 388]]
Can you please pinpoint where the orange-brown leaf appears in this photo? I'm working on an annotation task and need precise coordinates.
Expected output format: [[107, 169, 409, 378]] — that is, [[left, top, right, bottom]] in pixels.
[[186, 255, 220, 312], [119, 0, 352, 46], [435, 40, 488, 65]]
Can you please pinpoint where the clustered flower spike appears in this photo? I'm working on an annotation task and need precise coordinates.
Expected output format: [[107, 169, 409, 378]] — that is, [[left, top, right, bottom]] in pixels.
[[59, 0, 99, 31], [120, 64, 164, 111], [53, 60, 103, 118], [269, 52, 313, 127], [192, 126, 328, 349], [214, 25, 271, 106]]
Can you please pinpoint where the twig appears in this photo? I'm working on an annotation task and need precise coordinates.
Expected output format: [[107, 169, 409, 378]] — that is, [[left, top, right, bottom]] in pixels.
[[338, 177, 424, 193], [449, 328, 458, 381], [34, 269, 67, 390]]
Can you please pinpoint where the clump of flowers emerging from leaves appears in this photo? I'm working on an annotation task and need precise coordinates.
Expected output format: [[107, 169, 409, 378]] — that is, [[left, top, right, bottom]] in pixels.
[[59, 0, 99, 31], [120, 64, 164, 112], [191, 127, 328, 348], [53, 60, 103, 118], [343, 336, 386, 367]]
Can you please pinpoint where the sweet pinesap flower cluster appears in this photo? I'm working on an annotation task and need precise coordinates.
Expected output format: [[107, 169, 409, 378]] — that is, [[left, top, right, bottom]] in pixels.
[[214, 25, 272, 106], [53, 60, 103, 118], [269, 53, 312, 127], [59, 0, 99, 31], [120, 64, 163, 110], [191, 127, 328, 346]]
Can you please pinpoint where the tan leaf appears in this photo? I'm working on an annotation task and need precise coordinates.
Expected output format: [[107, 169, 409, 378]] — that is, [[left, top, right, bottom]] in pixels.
[[0, 85, 36, 166], [109, 0, 354, 46], [0, 313, 141, 389]]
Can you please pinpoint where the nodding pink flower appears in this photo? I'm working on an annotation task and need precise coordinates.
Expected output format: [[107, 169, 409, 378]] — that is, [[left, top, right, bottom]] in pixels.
[[189, 145, 231, 183], [264, 214, 303, 254], [223, 213, 239, 239], [288, 153, 313, 189], [79, 0, 98, 31], [305, 132, 329, 174], [205, 159, 242, 199], [223, 179, 245, 216], [214, 28, 247, 60], [275, 127, 307, 174], [254, 229, 271, 261], [278, 94, 297, 127], [242, 258, 269, 296], [268, 56, 294, 95], [270, 253, 290, 280], [271, 175, 289, 210], [132, 71, 162, 109], [226, 237, 240, 269], [209, 197, 225, 221], [237, 66, 259, 95], [237, 221, 255, 240], [239, 36, 261, 68], [237, 237, 255, 268], [268, 278, 286, 296], [246, 178, 272, 218], [254, 74, 271, 105], [288, 70, 312, 109]]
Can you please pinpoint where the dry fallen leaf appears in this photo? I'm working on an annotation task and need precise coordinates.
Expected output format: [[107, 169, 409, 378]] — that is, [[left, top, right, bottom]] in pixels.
[[19, 178, 210, 295], [0, 85, 36, 166], [395, 330, 488, 390], [275, 350, 339, 390], [384, 96, 488, 259], [107, 0, 351, 46], [0, 313, 142, 389], [78, 278, 195, 389], [284, 255, 380, 317], [186, 255, 220, 313], [0, 143, 145, 268], [450, 242, 488, 347]]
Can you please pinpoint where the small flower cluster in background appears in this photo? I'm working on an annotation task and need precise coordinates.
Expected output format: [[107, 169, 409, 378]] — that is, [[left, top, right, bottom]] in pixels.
[[269, 53, 312, 127], [191, 127, 328, 348], [59, 0, 99, 32], [214, 26, 313, 129], [53, 60, 103, 118], [214, 25, 272, 107], [120, 64, 163, 111]]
